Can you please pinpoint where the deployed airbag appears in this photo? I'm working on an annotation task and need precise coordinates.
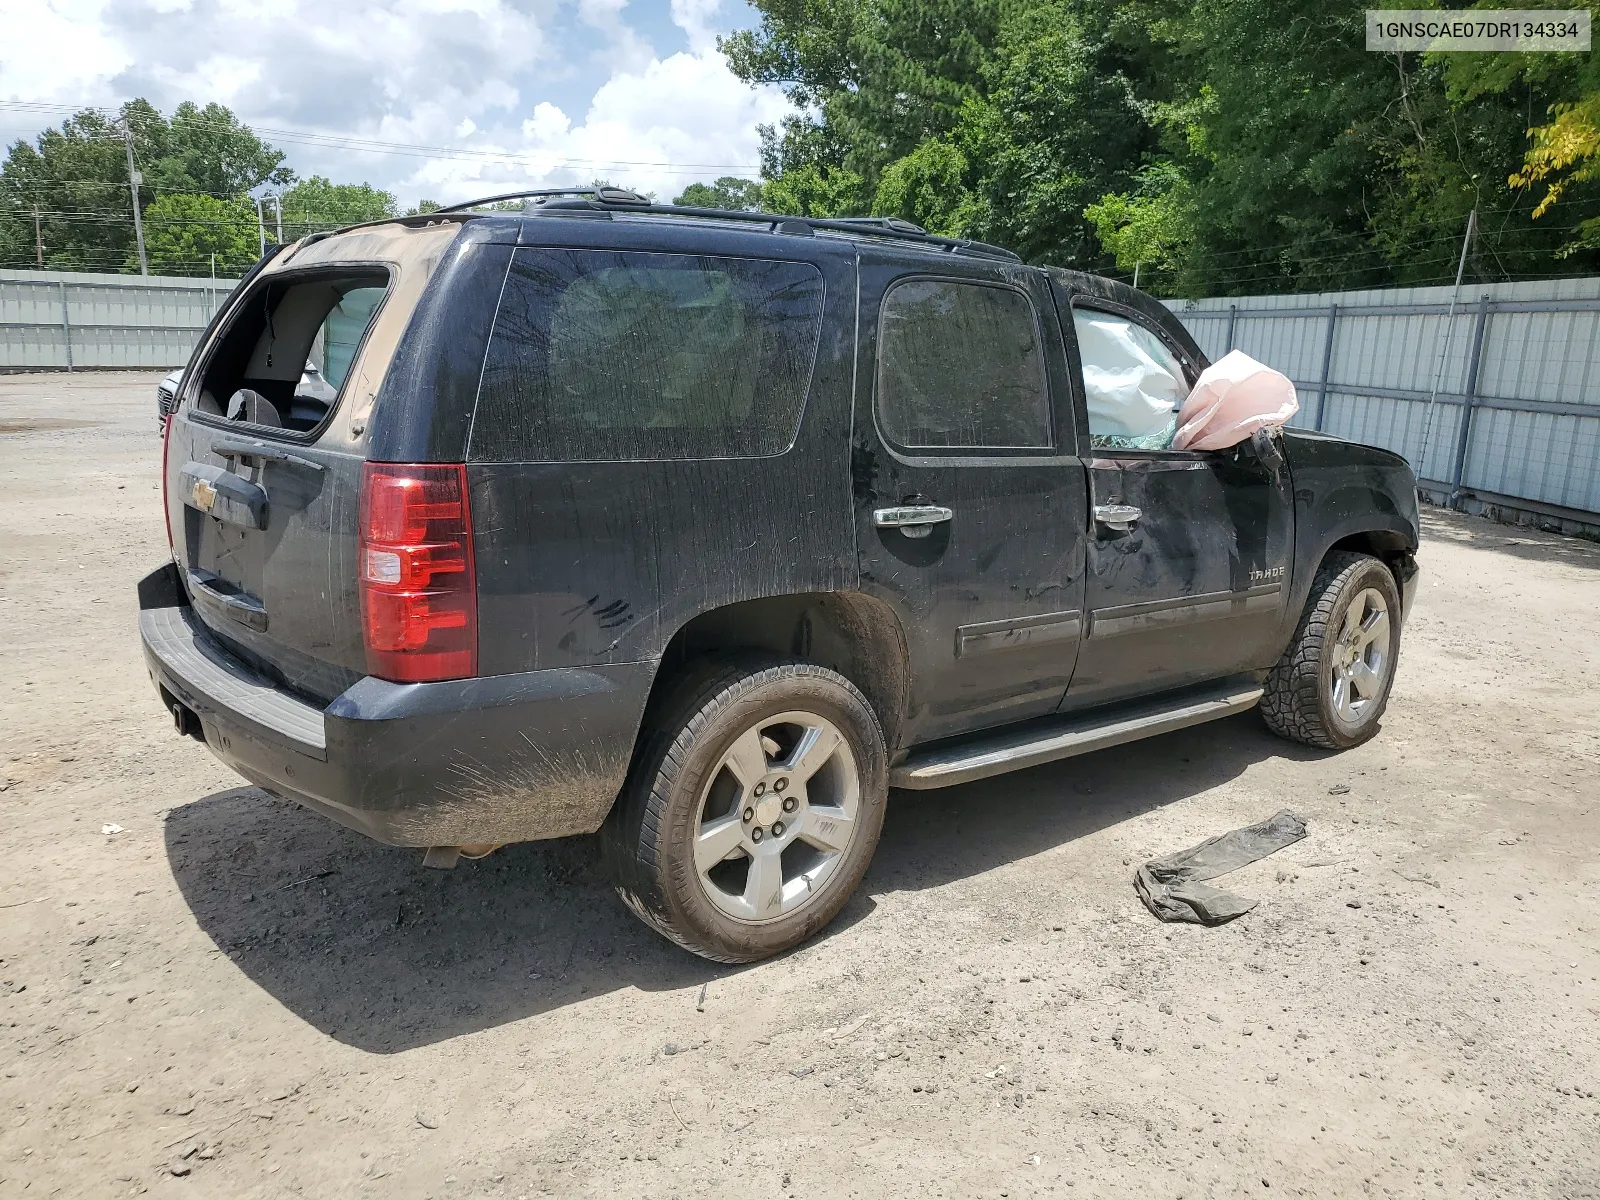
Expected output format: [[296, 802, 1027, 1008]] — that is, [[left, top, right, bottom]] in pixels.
[[1172, 349, 1299, 451]]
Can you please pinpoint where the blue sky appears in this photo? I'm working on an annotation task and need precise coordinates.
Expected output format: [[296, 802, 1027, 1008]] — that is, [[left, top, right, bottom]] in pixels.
[[0, 0, 787, 204]]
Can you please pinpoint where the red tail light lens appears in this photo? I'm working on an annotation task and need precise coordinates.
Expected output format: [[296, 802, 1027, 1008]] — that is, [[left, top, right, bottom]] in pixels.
[[161, 409, 176, 553], [359, 463, 477, 682]]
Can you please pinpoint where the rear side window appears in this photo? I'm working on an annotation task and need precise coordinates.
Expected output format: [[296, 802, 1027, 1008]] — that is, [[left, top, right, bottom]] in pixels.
[[875, 278, 1051, 451], [471, 249, 825, 462]]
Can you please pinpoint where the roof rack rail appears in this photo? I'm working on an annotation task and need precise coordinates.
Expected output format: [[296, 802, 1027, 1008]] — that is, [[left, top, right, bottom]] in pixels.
[[437, 186, 650, 212], [305, 186, 1020, 262], [501, 192, 1021, 262]]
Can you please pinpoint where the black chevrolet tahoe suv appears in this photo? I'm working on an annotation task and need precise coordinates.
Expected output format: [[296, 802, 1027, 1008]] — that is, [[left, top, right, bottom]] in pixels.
[[140, 188, 1420, 962]]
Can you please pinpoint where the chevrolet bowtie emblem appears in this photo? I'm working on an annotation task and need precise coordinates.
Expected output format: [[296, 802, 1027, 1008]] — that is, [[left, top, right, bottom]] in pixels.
[[191, 478, 218, 512]]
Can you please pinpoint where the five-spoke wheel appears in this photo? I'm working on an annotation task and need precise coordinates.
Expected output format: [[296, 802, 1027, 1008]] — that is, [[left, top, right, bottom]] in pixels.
[[693, 711, 861, 923], [603, 657, 887, 962]]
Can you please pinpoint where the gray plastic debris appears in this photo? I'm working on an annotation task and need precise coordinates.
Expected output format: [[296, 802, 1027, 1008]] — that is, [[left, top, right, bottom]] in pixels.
[[1134, 809, 1307, 924]]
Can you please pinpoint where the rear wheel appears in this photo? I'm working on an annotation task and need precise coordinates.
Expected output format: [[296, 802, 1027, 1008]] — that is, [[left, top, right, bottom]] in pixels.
[[603, 657, 887, 963], [1261, 552, 1401, 750]]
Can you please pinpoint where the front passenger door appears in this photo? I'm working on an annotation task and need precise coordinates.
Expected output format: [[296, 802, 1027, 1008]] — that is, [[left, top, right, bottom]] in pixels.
[[1059, 298, 1294, 713]]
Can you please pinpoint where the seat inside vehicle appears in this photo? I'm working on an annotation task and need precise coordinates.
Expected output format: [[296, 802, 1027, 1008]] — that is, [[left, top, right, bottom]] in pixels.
[[193, 270, 388, 434]]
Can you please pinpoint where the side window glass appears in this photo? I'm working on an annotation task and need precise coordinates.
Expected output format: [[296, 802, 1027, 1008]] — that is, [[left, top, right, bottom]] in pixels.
[[876, 279, 1051, 451], [1072, 309, 1188, 451], [472, 249, 824, 462]]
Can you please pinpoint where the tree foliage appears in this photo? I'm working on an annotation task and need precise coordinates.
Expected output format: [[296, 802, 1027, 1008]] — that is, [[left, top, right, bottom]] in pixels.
[[673, 176, 765, 209], [279, 176, 397, 238], [729, 0, 1600, 294], [139, 193, 259, 275], [0, 99, 291, 273], [0, 100, 402, 275]]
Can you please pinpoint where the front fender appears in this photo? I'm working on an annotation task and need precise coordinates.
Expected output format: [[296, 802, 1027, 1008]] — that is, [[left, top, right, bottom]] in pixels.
[[1279, 431, 1420, 641]]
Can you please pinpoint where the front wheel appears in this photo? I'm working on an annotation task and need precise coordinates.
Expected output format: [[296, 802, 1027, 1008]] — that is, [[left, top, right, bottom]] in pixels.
[[1261, 552, 1402, 750], [602, 657, 888, 963]]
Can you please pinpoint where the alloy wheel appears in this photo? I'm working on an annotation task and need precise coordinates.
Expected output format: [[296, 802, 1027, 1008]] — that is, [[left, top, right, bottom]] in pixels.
[[692, 710, 861, 924], [1328, 587, 1392, 728]]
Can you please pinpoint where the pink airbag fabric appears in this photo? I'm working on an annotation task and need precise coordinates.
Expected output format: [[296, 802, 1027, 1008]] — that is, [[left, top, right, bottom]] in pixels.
[[1172, 350, 1299, 451]]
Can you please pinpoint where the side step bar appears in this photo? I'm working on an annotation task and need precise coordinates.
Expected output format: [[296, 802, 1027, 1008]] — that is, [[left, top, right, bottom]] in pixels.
[[889, 679, 1264, 791]]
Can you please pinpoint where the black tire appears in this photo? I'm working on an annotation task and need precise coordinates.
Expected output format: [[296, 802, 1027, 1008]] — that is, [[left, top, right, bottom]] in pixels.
[[602, 655, 888, 963], [1261, 552, 1403, 750]]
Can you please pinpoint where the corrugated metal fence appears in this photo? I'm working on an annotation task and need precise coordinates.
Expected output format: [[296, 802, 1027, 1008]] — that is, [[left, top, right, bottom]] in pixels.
[[1168, 278, 1600, 526], [0, 268, 239, 372], [6, 267, 1597, 525]]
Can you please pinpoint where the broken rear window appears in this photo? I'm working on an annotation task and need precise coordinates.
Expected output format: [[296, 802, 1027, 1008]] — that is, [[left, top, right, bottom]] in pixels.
[[192, 269, 390, 435]]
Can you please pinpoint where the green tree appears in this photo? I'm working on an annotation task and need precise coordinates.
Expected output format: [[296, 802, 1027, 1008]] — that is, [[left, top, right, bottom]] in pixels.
[[138, 193, 259, 275], [1084, 163, 1196, 283], [279, 176, 397, 239], [0, 99, 289, 273], [673, 177, 764, 209], [953, 2, 1149, 264], [871, 138, 974, 234], [1443, 13, 1600, 254], [726, 0, 1599, 291]]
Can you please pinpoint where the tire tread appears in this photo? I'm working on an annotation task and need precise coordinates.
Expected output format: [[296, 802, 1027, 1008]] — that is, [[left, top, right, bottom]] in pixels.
[[601, 654, 884, 963], [1261, 552, 1398, 751]]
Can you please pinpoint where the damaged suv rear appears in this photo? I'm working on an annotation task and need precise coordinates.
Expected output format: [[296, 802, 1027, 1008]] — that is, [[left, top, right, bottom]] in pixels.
[[142, 191, 1419, 963]]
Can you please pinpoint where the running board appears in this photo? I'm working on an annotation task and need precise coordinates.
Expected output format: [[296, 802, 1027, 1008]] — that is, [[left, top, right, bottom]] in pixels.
[[889, 680, 1264, 791]]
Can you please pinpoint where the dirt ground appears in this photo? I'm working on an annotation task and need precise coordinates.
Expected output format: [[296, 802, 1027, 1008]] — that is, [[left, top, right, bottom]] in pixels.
[[2, 371, 1598, 1200]]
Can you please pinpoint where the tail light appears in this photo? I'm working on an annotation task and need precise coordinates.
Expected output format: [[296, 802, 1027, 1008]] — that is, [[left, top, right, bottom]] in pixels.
[[161, 408, 176, 553], [359, 463, 477, 682]]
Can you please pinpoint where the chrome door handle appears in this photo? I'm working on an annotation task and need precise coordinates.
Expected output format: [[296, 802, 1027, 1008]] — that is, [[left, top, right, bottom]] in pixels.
[[873, 505, 953, 539], [1093, 504, 1142, 532]]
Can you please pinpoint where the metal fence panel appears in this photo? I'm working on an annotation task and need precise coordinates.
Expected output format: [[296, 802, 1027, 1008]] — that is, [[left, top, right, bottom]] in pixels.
[[7, 267, 1598, 519], [0, 268, 237, 373], [1169, 277, 1600, 519]]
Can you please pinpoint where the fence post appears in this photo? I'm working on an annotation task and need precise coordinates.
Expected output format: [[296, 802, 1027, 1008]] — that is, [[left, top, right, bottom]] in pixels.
[[58, 281, 73, 372], [1224, 303, 1238, 353], [1448, 294, 1492, 508], [1313, 304, 1338, 431]]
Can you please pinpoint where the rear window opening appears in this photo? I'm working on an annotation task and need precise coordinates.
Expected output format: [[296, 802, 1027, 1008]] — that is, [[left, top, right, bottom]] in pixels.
[[193, 268, 390, 435]]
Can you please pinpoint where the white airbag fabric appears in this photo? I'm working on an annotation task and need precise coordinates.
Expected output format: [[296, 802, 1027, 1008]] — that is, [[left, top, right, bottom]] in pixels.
[[1172, 350, 1299, 451], [1075, 310, 1187, 441]]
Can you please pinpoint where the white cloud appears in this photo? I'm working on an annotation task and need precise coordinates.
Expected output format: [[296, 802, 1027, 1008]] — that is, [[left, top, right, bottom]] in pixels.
[[0, 0, 788, 206], [670, 0, 723, 53], [0, 0, 131, 106]]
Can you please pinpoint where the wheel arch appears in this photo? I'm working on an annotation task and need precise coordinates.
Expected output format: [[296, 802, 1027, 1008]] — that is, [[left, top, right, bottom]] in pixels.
[[1325, 528, 1414, 607], [642, 591, 913, 757]]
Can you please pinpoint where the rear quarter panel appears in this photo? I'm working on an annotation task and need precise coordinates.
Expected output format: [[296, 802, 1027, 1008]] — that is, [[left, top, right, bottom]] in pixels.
[[466, 221, 861, 677]]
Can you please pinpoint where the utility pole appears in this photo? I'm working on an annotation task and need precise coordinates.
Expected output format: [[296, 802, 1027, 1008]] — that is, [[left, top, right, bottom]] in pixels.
[[1132, 260, 1141, 289], [273, 194, 284, 244], [255, 196, 266, 256], [1417, 207, 1477, 476], [33, 206, 43, 268], [124, 127, 149, 275]]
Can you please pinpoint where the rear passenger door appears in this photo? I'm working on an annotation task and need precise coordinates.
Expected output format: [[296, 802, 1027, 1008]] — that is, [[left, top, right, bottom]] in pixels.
[[853, 255, 1089, 746], [1055, 292, 1294, 711]]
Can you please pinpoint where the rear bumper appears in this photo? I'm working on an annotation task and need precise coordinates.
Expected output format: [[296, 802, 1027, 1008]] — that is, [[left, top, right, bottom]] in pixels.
[[1397, 551, 1420, 619], [138, 563, 652, 847]]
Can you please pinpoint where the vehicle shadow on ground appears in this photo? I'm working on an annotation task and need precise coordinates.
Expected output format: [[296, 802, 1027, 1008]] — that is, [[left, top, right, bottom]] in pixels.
[[165, 712, 1322, 1053], [1421, 506, 1600, 570]]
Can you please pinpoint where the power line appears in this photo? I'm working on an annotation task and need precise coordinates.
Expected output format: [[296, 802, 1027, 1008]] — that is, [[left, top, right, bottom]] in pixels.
[[0, 100, 764, 174]]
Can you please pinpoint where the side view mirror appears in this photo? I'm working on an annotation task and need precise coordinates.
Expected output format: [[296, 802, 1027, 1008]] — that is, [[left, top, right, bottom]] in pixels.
[[1248, 426, 1286, 472]]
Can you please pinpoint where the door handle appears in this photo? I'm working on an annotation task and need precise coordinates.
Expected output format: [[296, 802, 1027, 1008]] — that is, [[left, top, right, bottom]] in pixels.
[[1093, 504, 1142, 533], [873, 504, 953, 539]]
